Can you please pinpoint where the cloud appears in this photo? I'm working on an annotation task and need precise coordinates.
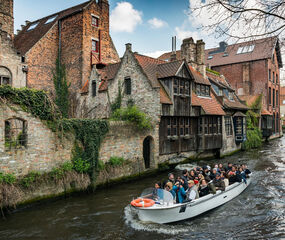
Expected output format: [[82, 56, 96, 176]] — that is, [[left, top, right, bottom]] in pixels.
[[175, 26, 200, 42], [148, 18, 167, 29], [143, 50, 168, 58], [110, 2, 142, 33]]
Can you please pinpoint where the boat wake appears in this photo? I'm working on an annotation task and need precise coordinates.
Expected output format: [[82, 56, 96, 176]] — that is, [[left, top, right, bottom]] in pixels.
[[124, 205, 188, 235]]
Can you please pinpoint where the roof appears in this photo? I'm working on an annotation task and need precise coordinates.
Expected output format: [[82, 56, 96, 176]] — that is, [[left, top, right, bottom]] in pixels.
[[14, 1, 91, 54], [261, 108, 272, 116], [192, 92, 225, 115], [157, 60, 184, 79], [205, 37, 282, 67], [233, 111, 247, 117], [223, 96, 249, 110], [158, 51, 182, 62], [207, 71, 233, 90], [134, 53, 165, 88], [239, 95, 260, 107], [189, 65, 211, 85]]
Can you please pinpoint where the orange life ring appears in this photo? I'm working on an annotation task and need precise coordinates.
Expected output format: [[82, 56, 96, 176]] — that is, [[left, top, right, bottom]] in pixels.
[[131, 198, 155, 207]]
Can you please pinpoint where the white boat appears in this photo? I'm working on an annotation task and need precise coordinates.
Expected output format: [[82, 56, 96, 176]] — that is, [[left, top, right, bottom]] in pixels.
[[131, 177, 251, 224]]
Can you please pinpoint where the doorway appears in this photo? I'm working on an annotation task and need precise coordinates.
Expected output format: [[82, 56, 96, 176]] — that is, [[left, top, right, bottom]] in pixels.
[[143, 136, 154, 169]]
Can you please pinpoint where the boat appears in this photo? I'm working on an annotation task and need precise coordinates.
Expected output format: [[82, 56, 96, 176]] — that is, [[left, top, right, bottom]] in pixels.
[[130, 176, 251, 224]]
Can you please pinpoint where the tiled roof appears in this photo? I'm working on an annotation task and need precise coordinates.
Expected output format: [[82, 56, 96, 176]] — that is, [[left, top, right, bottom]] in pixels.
[[14, 1, 91, 54], [134, 53, 165, 88], [97, 62, 121, 92], [205, 37, 282, 67], [189, 65, 211, 85], [223, 96, 249, 110], [207, 71, 233, 90], [157, 60, 183, 79], [158, 51, 182, 62], [192, 92, 225, 115], [160, 85, 172, 105], [261, 108, 272, 116]]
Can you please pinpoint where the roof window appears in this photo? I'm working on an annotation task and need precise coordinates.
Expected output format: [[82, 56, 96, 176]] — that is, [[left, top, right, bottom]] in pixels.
[[45, 15, 57, 24], [223, 52, 229, 57], [208, 55, 213, 60], [27, 22, 39, 31], [237, 45, 255, 54]]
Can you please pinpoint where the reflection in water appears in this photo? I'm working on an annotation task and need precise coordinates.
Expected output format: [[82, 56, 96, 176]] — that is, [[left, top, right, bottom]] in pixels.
[[0, 138, 284, 240]]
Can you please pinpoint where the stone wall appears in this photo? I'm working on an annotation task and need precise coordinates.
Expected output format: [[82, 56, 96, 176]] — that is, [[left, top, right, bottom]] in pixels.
[[0, 0, 14, 38], [0, 31, 26, 88], [0, 104, 73, 176], [99, 121, 159, 169]]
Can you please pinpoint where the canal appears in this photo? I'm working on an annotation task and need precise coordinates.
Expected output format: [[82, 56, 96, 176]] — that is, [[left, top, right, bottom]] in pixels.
[[0, 137, 284, 240]]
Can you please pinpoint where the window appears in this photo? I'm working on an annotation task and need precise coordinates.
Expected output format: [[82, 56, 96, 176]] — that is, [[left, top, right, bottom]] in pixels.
[[199, 117, 203, 134], [167, 118, 171, 136], [208, 55, 213, 60], [185, 118, 190, 135], [269, 87, 271, 105], [5, 118, 27, 150], [27, 22, 39, 31], [92, 39, 99, 53], [276, 74, 278, 83], [273, 72, 275, 83], [92, 15, 99, 27], [277, 113, 279, 133], [276, 90, 278, 106], [204, 117, 208, 134], [125, 78, 131, 95], [180, 118, 184, 136], [269, 69, 271, 81], [196, 84, 210, 97], [0, 67, 12, 86], [196, 84, 201, 95], [237, 45, 255, 54], [45, 15, 57, 24], [206, 86, 210, 96], [283, 100, 285, 105], [172, 118, 177, 136], [173, 79, 178, 95], [229, 92, 234, 100], [185, 81, 190, 95], [225, 116, 233, 136], [273, 89, 275, 107], [92, 81, 96, 97], [180, 79, 184, 95]]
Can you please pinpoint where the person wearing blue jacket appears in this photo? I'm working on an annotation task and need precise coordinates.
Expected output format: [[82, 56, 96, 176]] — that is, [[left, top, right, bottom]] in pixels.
[[172, 180, 186, 203]]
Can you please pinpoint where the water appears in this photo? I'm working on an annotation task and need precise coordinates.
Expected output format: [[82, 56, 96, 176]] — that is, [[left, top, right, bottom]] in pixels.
[[0, 138, 285, 240]]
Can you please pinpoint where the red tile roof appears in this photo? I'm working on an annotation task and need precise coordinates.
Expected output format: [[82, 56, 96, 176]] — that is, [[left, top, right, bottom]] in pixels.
[[205, 37, 282, 67], [207, 71, 233, 89], [261, 108, 272, 116], [192, 92, 225, 115], [158, 51, 182, 62], [14, 1, 91, 54], [189, 65, 211, 85]]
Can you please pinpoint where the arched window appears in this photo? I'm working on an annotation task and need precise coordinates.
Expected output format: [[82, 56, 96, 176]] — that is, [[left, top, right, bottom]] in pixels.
[[5, 118, 27, 150], [0, 66, 12, 85]]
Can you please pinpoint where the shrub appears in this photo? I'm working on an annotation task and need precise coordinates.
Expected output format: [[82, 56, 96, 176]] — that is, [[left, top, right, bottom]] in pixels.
[[109, 156, 125, 166], [112, 105, 153, 131], [61, 162, 73, 172], [242, 127, 262, 150], [97, 160, 105, 170], [20, 171, 41, 188], [73, 158, 90, 174], [0, 172, 16, 185]]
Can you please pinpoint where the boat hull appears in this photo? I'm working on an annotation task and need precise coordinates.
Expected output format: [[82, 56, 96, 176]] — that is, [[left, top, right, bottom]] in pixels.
[[135, 178, 251, 224]]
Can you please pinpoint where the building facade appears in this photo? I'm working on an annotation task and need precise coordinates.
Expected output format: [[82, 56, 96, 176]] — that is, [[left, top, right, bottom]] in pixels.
[[14, 0, 119, 116], [0, 0, 27, 88]]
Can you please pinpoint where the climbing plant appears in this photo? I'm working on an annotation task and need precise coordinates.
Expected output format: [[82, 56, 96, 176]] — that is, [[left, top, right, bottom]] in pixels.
[[0, 85, 59, 121], [53, 58, 70, 118], [242, 94, 263, 150], [59, 119, 109, 181]]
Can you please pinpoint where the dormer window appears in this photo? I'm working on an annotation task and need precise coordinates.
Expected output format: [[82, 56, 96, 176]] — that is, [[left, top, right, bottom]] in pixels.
[[45, 15, 57, 24], [196, 84, 210, 97], [237, 45, 255, 54], [27, 22, 39, 31], [92, 15, 99, 27]]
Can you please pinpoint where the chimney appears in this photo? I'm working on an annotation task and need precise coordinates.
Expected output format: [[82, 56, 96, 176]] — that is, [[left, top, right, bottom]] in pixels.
[[196, 39, 206, 77], [181, 37, 196, 65], [126, 43, 132, 52], [170, 36, 177, 61]]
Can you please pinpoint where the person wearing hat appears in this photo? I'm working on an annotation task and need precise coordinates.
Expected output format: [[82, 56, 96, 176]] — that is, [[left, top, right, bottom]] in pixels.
[[213, 172, 225, 191], [185, 180, 199, 201]]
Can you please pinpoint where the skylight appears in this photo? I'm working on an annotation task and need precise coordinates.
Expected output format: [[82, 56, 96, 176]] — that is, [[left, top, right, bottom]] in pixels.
[[45, 15, 57, 24], [237, 44, 255, 54], [208, 55, 213, 60], [27, 22, 39, 31]]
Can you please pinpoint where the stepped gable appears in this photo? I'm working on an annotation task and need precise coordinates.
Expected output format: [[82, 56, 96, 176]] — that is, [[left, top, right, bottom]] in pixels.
[[205, 37, 282, 67], [192, 92, 225, 115], [14, 1, 91, 54]]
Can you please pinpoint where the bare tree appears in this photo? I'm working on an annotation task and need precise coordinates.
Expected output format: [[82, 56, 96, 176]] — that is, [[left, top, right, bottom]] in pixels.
[[190, 0, 285, 41]]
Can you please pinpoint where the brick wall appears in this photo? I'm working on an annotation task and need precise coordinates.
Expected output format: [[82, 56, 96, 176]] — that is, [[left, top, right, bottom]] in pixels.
[[99, 121, 159, 169], [0, 104, 73, 176]]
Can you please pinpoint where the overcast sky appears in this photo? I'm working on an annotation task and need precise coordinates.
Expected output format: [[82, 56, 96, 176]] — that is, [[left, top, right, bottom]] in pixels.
[[14, 0, 222, 57]]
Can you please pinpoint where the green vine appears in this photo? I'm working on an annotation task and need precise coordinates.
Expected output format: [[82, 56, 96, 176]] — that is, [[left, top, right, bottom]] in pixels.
[[53, 58, 70, 118], [206, 68, 221, 76]]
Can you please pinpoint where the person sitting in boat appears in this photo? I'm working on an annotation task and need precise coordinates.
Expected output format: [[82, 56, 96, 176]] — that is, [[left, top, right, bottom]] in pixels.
[[181, 169, 189, 190], [210, 168, 217, 180], [188, 170, 196, 181], [152, 182, 164, 201], [164, 182, 176, 199], [221, 172, 229, 187], [242, 164, 251, 177], [163, 173, 175, 188], [213, 173, 226, 191], [202, 166, 211, 182], [172, 179, 186, 203], [218, 163, 225, 173], [226, 162, 233, 172], [228, 166, 242, 184], [198, 179, 210, 197], [185, 180, 199, 202]]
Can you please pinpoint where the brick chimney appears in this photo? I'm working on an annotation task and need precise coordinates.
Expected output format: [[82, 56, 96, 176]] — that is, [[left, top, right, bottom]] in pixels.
[[0, 0, 14, 38], [181, 37, 206, 77]]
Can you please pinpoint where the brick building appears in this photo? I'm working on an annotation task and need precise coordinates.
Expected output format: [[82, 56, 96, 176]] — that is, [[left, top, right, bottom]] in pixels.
[[205, 37, 282, 138], [14, 0, 119, 116], [0, 0, 26, 88], [281, 86, 285, 126]]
